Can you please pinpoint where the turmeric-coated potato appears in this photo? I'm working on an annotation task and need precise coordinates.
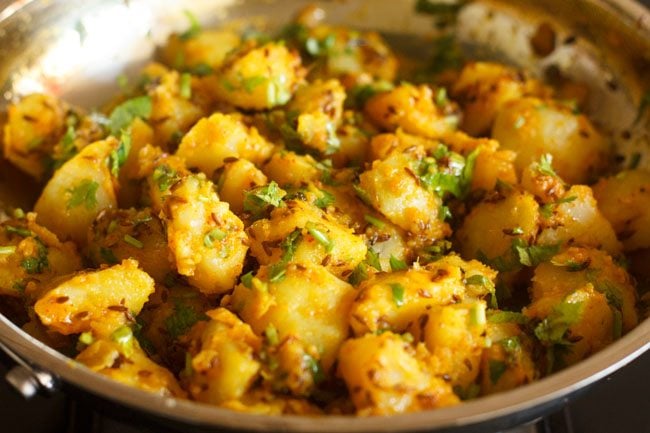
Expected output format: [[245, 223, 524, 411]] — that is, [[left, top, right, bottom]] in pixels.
[[176, 113, 274, 177], [34, 139, 119, 246], [2, 93, 66, 180], [492, 97, 610, 184], [34, 259, 155, 337], [229, 262, 355, 371], [0, 213, 82, 298], [184, 308, 261, 405], [212, 42, 305, 110], [164, 174, 248, 294], [217, 158, 268, 215], [160, 29, 241, 72], [337, 332, 459, 415]]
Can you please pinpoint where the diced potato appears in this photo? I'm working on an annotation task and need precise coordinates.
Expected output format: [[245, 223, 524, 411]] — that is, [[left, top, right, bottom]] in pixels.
[[451, 62, 551, 136], [142, 63, 205, 149], [262, 151, 322, 187], [331, 115, 372, 168], [247, 199, 367, 278], [528, 247, 637, 334], [184, 308, 261, 405], [349, 264, 468, 336], [164, 174, 248, 295], [537, 185, 622, 255], [228, 262, 355, 370], [259, 335, 317, 397], [456, 190, 539, 266], [287, 79, 346, 155], [306, 26, 398, 83], [413, 302, 488, 388], [0, 213, 82, 298], [359, 149, 449, 241], [337, 332, 459, 415], [3, 93, 66, 180], [76, 333, 186, 398], [492, 97, 610, 184], [176, 113, 274, 178], [364, 84, 459, 139], [87, 208, 172, 282], [217, 158, 268, 215], [34, 259, 155, 337], [160, 30, 241, 71], [212, 42, 305, 110], [592, 170, 650, 252], [480, 322, 537, 395], [34, 139, 118, 246]]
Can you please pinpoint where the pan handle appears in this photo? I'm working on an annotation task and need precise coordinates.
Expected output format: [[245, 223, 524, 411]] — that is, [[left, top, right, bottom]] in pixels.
[[0, 340, 59, 398]]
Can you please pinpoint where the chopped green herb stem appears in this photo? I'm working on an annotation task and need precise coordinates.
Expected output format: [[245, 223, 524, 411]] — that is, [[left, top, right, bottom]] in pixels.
[[123, 234, 144, 249], [389, 283, 405, 307]]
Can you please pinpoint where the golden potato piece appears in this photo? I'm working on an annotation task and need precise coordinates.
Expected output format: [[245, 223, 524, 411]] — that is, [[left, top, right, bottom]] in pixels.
[[176, 113, 274, 177], [184, 308, 261, 405], [34, 139, 119, 246], [76, 331, 186, 398], [0, 213, 82, 298], [229, 262, 355, 371], [164, 174, 248, 294], [337, 332, 459, 415], [492, 97, 610, 184], [212, 42, 305, 110], [217, 158, 269, 215], [3, 93, 66, 180], [34, 259, 155, 337], [160, 30, 241, 71], [592, 169, 650, 252]]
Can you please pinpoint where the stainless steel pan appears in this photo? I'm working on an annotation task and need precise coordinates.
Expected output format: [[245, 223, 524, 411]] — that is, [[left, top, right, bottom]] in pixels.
[[0, 0, 648, 431]]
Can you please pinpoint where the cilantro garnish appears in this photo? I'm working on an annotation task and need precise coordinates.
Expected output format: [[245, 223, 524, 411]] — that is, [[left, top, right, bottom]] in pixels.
[[179, 10, 202, 41], [66, 179, 99, 210], [164, 302, 208, 339], [108, 96, 152, 136], [389, 283, 406, 307], [109, 130, 132, 177], [389, 255, 408, 271], [152, 164, 180, 192], [243, 181, 286, 219], [488, 359, 507, 384], [305, 222, 334, 253], [268, 229, 301, 283]]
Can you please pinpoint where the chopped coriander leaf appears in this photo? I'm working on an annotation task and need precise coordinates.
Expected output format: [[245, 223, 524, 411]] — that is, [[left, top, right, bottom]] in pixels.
[[389, 283, 405, 307], [469, 303, 486, 326], [12, 208, 25, 219], [152, 165, 180, 192], [78, 331, 94, 346], [20, 239, 48, 274], [364, 214, 385, 229], [304, 354, 326, 384], [305, 34, 336, 57], [189, 63, 213, 76], [264, 324, 279, 345], [488, 359, 507, 384], [534, 297, 584, 345], [99, 247, 119, 264], [67, 180, 99, 210], [346, 81, 393, 108], [512, 238, 559, 267], [389, 255, 408, 271], [203, 228, 227, 248], [487, 310, 529, 325], [179, 73, 192, 99], [0, 246, 16, 255], [435, 87, 448, 106], [550, 257, 590, 272], [453, 383, 480, 401], [109, 130, 132, 177], [459, 147, 480, 195], [242, 75, 267, 94], [366, 248, 382, 271], [179, 10, 202, 41], [123, 234, 143, 249], [243, 181, 286, 219], [165, 302, 208, 339], [499, 336, 521, 354], [5, 226, 33, 237], [439, 205, 452, 221], [427, 34, 463, 75], [533, 153, 559, 178], [268, 229, 301, 283], [348, 263, 368, 285], [240, 271, 254, 289], [465, 274, 491, 287], [352, 184, 372, 205], [55, 124, 77, 168], [314, 189, 335, 209], [108, 95, 152, 136], [306, 222, 334, 253]]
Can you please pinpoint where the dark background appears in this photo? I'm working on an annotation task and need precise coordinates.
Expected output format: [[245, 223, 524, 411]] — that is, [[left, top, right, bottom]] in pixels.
[[1, 1, 650, 432]]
